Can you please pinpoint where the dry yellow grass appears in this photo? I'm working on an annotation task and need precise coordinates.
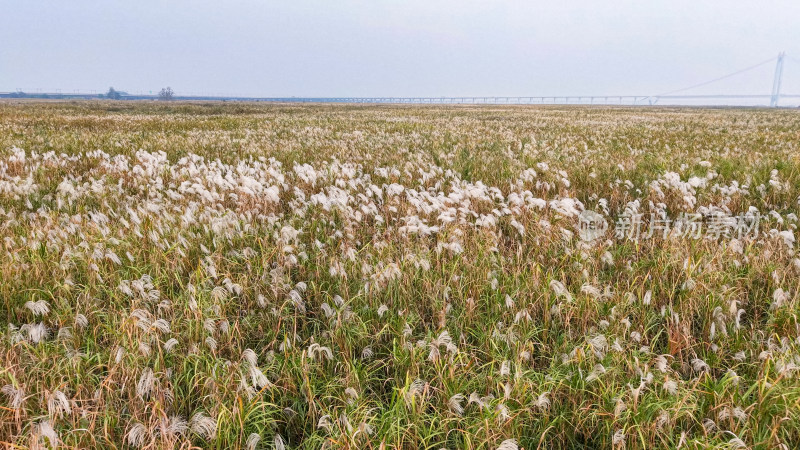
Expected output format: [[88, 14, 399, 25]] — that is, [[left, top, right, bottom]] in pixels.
[[0, 101, 799, 448]]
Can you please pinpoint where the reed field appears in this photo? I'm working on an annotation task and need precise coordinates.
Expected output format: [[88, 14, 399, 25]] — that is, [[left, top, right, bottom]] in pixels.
[[1, 101, 800, 449]]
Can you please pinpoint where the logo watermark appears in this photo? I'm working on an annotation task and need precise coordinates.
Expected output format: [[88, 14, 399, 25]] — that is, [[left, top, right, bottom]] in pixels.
[[577, 210, 608, 242]]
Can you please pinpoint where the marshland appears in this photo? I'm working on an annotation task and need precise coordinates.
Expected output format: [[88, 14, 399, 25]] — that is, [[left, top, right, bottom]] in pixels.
[[1, 101, 799, 449]]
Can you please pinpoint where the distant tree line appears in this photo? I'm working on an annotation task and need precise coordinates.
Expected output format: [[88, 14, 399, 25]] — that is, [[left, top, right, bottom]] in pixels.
[[0, 87, 180, 100], [105, 87, 122, 99], [158, 87, 174, 101], [97, 86, 174, 100]]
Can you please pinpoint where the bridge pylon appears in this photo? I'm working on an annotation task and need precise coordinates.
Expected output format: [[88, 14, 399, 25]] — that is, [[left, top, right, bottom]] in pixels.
[[770, 51, 785, 107]]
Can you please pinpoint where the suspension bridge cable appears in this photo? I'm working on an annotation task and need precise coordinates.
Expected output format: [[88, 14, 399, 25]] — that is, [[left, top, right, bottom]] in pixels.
[[785, 55, 800, 65], [655, 56, 778, 96]]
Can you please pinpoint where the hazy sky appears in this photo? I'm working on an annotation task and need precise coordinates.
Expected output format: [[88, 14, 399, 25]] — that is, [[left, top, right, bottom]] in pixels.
[[3, 1, 800, 99]]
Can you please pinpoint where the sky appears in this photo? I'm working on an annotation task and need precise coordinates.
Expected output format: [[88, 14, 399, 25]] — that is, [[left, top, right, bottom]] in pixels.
[[2, 1, 800, 102]]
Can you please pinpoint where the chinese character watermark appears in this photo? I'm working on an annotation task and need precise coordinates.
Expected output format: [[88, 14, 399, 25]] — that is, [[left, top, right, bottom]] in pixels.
[[577, 210, 760, 243]]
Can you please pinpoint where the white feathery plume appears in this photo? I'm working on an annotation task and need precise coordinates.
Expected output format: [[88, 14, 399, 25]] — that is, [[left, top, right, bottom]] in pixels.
[[189, 412, 217, 440], [448, 393, 465, 415], [25, 300, 50, 316]]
